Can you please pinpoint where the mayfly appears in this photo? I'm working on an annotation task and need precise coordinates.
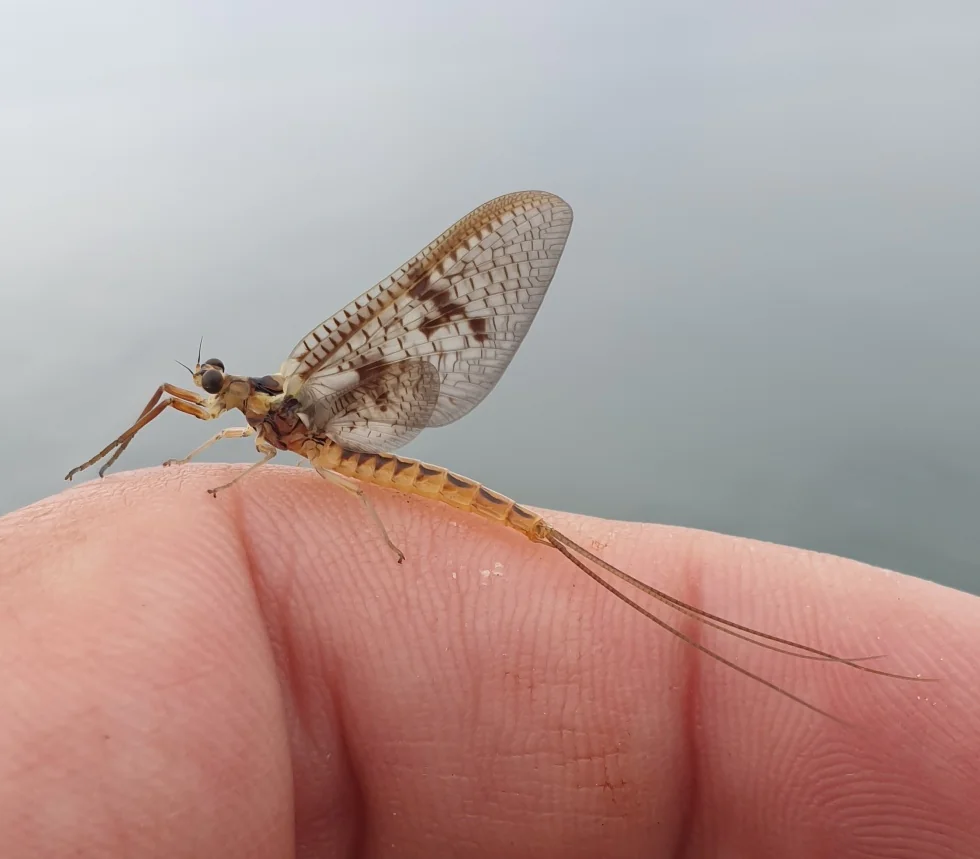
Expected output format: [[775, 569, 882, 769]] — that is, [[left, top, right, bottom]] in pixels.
[[66, 190, 925, 721]]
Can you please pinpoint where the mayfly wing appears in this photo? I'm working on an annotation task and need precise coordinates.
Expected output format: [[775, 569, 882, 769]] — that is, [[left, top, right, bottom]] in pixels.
[[280, 190, 573, 446], [309, 357, 441, 453]]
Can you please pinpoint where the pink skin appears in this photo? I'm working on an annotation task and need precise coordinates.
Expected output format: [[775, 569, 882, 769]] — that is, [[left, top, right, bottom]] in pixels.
[[1, 464, 978, 858]]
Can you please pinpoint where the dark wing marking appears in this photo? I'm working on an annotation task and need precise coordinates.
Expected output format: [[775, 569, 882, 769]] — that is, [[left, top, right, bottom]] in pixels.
[[280, 191, 572, 435], [306, 358, 440, 453]]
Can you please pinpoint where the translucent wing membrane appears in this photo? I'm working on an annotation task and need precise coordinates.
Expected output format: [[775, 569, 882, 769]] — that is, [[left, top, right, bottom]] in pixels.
[[310, 358, 440, 453], [281, 191, 573, 447]]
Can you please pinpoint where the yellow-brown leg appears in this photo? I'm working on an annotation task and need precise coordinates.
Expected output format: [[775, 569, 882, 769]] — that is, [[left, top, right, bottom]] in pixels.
[[66, 385, 211, 480], [99, 383, 209, 473], [315, 466, 405, 563], [206, 444, 277, 498], [163, 426, 255, 467]]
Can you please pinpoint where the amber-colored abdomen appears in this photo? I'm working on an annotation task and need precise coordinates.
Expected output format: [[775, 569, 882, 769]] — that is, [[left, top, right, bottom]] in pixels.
[[310, 439, 548, 541]]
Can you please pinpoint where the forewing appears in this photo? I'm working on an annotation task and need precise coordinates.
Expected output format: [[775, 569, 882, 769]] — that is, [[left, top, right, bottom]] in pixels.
[[281, 190, 572, 429], [308, 358, 440, 453]]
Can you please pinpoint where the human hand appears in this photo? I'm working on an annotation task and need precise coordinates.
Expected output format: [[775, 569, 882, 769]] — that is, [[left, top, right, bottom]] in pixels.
[[2, 465, 978, 857]]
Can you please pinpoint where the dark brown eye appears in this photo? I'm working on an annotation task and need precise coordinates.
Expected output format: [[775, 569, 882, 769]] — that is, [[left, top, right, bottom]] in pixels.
[[203, 358, 224, 372], [201, 368, 224, 394]]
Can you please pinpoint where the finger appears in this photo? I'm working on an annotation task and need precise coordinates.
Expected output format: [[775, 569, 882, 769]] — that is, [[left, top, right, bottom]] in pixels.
[[548, 514, 980, 857], [1, 469, 297, 858], [2, 465, 978, 859]]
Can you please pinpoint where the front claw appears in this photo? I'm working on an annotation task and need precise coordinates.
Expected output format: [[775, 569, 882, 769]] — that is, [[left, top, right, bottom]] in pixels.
[[66, 440, 122, 481]]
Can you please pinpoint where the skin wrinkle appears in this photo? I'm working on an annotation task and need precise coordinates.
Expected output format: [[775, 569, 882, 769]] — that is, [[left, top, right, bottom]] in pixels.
[[316, 650, 369, 859], [231, 479, 364, 858], [3, 464, 980, 857], [149, 509, 290, 856], [676, 540, 703, 859], [234, 501, 316, 835]]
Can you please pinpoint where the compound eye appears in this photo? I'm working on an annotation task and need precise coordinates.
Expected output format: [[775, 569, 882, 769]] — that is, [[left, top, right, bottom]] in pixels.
[[203, 358, 225, 372], [201, 367, 224, 394]]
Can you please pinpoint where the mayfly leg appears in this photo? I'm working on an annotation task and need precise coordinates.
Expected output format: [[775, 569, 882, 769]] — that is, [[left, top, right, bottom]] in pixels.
[[206, 444, 278, 498], [164, 426, 255, 467], [315, 465, 406, 564], [66, 383, 210, 480]]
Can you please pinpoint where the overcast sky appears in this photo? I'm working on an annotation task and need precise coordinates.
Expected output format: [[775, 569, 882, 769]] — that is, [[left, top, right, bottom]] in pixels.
[[1, 1, 979, 595]]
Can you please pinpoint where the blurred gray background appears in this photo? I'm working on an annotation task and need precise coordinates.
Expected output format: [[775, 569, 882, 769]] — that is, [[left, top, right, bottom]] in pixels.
[[2, 2, 978, 596]]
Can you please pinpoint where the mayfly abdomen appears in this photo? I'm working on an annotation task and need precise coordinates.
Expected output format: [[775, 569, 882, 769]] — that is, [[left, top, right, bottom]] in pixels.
[[310, 439, 547, 541]]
